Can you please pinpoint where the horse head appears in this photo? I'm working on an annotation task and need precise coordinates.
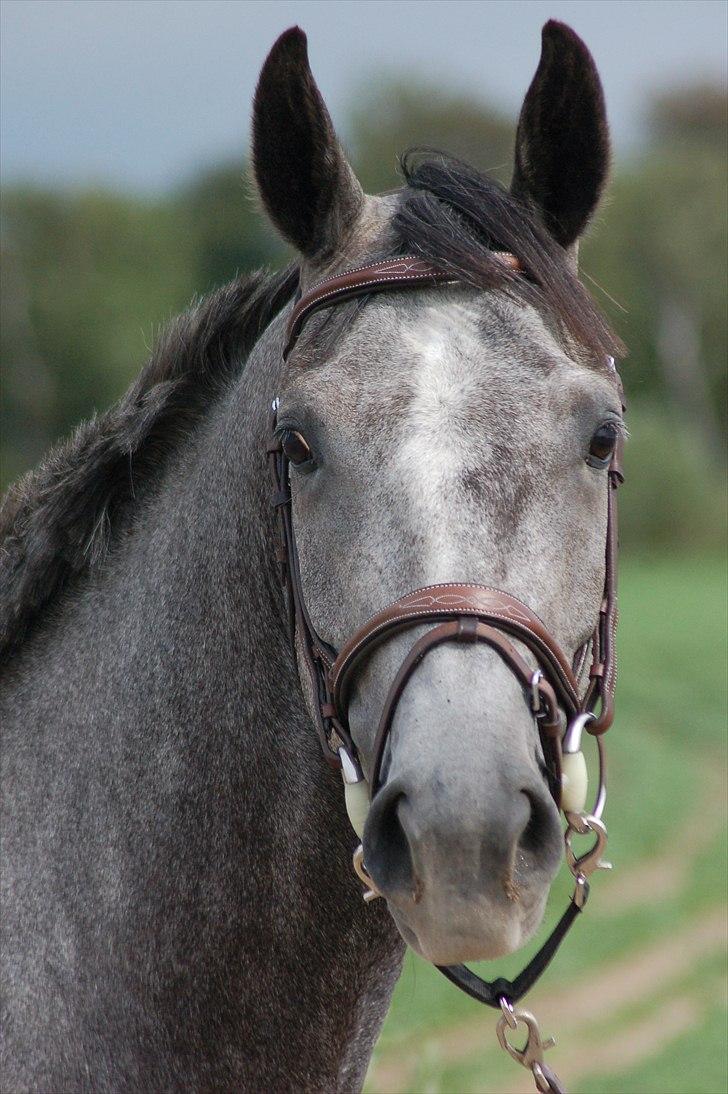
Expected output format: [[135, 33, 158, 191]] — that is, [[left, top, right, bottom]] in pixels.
[[253, 23, 623, 966]]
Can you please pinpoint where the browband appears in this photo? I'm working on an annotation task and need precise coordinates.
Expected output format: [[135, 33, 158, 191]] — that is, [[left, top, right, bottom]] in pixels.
[[284, 253, 521, 359]]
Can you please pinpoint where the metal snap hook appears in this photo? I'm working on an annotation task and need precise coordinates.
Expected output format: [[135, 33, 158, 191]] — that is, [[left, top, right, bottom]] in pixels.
[[565, 813, 609, 875], [499, 995, 518, 1030], [565, 812, 611, 908], [496, 1004, 556, 1090]]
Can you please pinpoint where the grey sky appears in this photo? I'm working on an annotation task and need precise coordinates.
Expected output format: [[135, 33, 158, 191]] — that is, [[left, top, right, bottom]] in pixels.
[[1, 0, 726, 192]]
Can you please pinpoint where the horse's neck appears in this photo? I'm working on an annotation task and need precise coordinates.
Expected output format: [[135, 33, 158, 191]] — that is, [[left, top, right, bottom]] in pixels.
[[5, 339, 402, 1089], [139, 351, 404, 1086]]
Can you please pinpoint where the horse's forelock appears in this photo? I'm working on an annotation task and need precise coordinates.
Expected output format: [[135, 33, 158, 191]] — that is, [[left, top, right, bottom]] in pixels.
[[392, 152, 624, 362]]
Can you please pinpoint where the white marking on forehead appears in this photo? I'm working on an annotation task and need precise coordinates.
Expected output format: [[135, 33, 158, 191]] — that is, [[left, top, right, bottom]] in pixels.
[[397, 305, 482, 576]]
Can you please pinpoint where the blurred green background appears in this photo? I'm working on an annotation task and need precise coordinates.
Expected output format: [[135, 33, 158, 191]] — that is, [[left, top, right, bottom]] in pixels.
[[2, 63, 726, 558], [1, 2, 726, 1092]]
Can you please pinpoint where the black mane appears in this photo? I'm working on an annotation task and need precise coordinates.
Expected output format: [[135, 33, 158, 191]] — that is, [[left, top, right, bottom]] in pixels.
[[0, 266, 298, 660], [393, 152, 623, 360]]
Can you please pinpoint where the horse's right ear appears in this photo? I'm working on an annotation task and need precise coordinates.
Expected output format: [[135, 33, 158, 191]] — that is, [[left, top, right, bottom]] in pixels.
[[252, 27, 364, 260]]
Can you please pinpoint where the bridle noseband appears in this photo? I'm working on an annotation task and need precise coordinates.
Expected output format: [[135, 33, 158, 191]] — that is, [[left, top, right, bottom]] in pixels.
[[268, 256, 624, 1094]]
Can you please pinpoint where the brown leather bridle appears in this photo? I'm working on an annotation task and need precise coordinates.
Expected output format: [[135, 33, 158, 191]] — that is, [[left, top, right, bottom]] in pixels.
[[268, 255, 624, 1094]]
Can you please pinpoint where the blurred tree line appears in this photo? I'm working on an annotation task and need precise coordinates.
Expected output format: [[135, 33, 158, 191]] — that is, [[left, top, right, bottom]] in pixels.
[[1, 80, 725, 553]]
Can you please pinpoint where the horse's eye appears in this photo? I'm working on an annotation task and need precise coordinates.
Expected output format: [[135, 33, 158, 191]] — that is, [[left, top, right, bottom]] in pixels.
[[281, 429, 313, 466], [586, 423, 618, 468]]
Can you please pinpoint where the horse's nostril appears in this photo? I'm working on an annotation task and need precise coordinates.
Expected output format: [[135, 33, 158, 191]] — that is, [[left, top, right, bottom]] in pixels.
[[363, 788, 415, 898], [518, 787, 561, 863]]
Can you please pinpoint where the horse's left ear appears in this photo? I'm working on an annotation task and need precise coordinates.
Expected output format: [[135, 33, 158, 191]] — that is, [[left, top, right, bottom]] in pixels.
[[510, 21, 610, 255]]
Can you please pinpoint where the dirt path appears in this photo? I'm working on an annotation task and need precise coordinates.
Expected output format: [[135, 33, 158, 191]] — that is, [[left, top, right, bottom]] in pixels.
[[598, 765, 725, 912], [497, 918, 728, 1093], [368, 903, 726, 1092]]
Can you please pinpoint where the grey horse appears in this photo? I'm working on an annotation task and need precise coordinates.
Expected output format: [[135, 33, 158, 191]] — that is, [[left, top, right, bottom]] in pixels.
[[1, 21, 624, 1092]]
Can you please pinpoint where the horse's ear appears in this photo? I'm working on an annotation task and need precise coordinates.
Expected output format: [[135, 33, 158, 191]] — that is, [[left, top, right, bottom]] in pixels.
[[252, 27, 364, 260], [510, 21, 610, 254]]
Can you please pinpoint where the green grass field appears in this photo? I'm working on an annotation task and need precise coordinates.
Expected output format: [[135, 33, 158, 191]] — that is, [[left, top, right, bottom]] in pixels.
[[366, 555, 727, 1094]]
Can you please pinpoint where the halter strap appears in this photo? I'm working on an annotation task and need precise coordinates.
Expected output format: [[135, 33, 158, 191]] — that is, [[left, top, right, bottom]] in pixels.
[[366, 618, 565, 805]]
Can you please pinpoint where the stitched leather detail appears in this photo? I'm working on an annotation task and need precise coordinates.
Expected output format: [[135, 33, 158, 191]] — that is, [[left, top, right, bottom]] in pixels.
[[283, 253, 522, 358], [328, 583, 579, 710], [305, 256, 444, 292], [397, 591, 534, 623]]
